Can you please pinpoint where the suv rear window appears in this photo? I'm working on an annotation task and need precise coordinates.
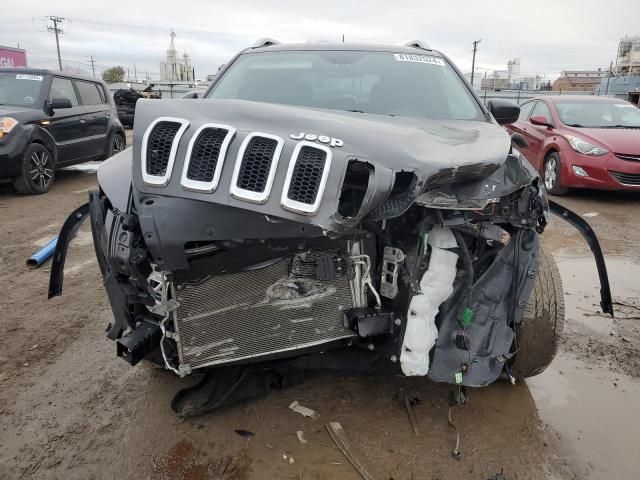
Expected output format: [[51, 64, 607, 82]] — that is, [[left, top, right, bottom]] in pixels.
[[76, 81, 104, 105]]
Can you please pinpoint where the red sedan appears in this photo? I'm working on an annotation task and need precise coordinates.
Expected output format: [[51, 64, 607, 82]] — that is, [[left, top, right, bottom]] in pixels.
[[506, 95, 640, 194]]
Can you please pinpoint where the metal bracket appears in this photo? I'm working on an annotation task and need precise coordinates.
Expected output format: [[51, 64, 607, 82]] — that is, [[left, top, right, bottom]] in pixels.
[[380, 246, 405, 299]]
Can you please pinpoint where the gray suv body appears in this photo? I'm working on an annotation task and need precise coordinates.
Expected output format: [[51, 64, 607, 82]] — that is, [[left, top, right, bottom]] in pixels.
[[49, 41, 612, 415]]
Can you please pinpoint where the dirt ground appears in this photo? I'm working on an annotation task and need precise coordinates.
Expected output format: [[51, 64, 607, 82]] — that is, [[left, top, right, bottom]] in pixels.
[[1, 144, 639, 479]]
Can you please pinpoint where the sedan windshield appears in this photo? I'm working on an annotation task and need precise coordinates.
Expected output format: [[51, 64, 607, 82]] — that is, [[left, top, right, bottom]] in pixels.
[[0, 72, 45, 108], [207, 51, 483, 121], [555, 99, 640, 128]]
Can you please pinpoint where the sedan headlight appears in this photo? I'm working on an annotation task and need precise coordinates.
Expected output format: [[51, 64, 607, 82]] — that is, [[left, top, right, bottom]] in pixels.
[[0, 117, 19, 140], [563, 134, 608, 156]]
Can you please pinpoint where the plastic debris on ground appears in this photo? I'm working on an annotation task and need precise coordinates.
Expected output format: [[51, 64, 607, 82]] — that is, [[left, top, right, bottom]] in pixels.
[[288, 400, 319, 419], [296, 430, 308, 444], [326, 421, 377, 480]]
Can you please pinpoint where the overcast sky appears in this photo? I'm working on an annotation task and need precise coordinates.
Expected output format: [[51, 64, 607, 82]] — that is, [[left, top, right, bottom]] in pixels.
[[2, 0, 638, 82]]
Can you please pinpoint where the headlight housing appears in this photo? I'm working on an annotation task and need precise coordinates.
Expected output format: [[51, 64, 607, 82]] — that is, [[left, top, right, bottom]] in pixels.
[[0, 117, 19, 140], [563, 134, 608, 156]]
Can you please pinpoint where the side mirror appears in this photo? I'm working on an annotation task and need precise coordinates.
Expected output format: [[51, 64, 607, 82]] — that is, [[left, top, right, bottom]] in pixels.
[[510, 133, 530, 149], [180, 91, 200, 99], [530, 115, 553, 128], [50, 97, 73, 109], [487, 99, 520, 125]]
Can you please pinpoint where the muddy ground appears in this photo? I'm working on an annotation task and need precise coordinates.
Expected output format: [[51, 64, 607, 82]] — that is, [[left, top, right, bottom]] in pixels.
[[1, 145, 639, 479]]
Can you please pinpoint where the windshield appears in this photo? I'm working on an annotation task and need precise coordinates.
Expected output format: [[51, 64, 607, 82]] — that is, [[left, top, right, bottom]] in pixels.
[[207, 51, 483, 121], [555, 100, 640, 128], [0, 73, 45, 108]]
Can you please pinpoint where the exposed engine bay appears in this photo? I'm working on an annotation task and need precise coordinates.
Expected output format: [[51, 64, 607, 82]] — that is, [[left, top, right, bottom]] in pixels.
[[48, 66, 613, 416]]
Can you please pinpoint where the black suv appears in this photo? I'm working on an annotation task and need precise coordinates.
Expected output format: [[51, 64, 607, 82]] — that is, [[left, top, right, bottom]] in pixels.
[[0, 69, 126, 194]]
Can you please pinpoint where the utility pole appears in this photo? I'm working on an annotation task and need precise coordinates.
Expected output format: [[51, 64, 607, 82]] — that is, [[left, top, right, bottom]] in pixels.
[[47, 16, 66, 71], [134, 63, 137, 83], [470, 39, 481, 88], [88, 55, 96, 77]]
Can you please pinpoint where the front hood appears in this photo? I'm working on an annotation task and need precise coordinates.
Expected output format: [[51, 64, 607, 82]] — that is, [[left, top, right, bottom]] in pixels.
[[0, 105, 37, 118], [134, 98, 509, 172], [126, 98, 517, 232], [565, 126, 640, 155]]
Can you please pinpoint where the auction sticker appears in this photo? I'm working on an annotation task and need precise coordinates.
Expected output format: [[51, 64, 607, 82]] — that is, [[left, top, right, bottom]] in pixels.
[[16, 74, 43, 81], [394, 53, 445, 66]]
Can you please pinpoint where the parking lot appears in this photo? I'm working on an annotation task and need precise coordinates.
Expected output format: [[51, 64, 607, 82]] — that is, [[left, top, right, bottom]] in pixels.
[[1, 129, 639, 479]]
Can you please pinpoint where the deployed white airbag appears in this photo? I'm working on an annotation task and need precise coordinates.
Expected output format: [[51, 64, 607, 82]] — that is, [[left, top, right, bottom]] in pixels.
[[400, 227, 458, 376]]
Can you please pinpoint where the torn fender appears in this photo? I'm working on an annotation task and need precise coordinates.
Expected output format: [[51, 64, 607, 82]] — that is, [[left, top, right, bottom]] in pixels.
[[48, 202, 90, 298], [548, 200, 614, 317]]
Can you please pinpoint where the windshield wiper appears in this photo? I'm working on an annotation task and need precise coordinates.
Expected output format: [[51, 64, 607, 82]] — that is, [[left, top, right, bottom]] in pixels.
[[600, 124, 640, 129], [565, 123, 584, 127]]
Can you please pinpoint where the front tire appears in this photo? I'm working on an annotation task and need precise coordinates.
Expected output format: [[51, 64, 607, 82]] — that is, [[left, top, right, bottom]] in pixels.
[[510, 246, 565, 379], [543, 152, 568, 195], [12, 143, 55, 195]]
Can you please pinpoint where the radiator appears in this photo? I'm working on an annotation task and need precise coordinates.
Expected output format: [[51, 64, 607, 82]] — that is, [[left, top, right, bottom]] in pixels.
[[174, 257, 356, 370]]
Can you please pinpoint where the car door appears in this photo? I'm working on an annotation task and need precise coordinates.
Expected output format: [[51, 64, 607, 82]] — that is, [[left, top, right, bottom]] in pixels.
[[46, 76, 88, 163], [509, 100, 536, 162], [526, 101, 555, 172], [74, 80, 110, 158]]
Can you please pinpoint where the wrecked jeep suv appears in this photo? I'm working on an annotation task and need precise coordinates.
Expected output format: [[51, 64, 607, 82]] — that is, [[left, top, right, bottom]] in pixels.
[[49, 40, 613, 415]]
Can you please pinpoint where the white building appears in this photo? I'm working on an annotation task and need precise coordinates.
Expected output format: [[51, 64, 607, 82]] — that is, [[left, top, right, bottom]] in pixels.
[[616, 35, 640, 76], [159, 30, 194, 82]]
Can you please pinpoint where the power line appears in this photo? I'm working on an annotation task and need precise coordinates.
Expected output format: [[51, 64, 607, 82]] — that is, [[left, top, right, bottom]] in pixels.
[[88, 55, 96, 77], [470, 39, 481, 87], [46, 16, 65, 70]]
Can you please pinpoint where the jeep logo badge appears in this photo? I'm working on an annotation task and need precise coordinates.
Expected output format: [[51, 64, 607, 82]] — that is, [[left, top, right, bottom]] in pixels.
[[290, 132, 343, 148]]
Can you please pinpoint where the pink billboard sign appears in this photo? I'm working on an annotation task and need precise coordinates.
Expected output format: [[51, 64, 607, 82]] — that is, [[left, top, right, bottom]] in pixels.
[[0, 46, 27, 68]]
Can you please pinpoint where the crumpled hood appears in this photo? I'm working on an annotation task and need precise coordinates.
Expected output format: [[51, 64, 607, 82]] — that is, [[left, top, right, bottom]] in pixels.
[[124, 98, 515, 232], [133, 98, 509, 172]]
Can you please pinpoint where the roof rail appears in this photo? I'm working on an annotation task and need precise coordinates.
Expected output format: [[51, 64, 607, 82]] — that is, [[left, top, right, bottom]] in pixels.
[[404, 40, 431, 51], [252, 38, 281, 49]]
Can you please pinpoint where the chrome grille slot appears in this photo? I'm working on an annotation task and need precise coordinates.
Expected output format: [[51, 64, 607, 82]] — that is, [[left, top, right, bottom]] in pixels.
[[181, 124, 235, 192], [616, 154, 640, 163], [230, 132, 284, 204], [609, 170, 640, 186], [174, 258, 355, 370], [282, 141, 332, 214], [141, 117, 189, 186]]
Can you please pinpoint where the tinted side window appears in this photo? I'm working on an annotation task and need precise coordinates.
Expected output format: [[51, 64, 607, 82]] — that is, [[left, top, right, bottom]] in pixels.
[[531, 101, 553, 123], [96, 84, 107, 103], [518, 101, 535, 120], [49, 77, 79, 106], [76, 81, 104, 105]]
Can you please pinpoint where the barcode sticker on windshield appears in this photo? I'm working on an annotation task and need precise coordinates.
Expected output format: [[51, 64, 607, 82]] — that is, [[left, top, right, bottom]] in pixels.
[[16, 74, 43, 81], [394, 53, 445, 66]]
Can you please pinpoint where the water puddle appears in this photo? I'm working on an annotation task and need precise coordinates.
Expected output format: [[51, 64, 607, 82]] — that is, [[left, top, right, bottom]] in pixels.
[[528, 354, 640, 479], [554, 255, 640, 334]]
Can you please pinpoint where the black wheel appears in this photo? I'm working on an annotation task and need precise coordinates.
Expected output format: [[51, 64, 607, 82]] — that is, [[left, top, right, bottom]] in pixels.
[[510, 246, 565, 379], [12, 143, 55, 195], [106, 132, 126, 159], [543, 152, 568, 195]]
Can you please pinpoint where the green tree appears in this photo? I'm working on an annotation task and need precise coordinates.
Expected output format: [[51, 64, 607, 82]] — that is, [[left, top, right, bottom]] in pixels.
[[102, 66, 125, 84]]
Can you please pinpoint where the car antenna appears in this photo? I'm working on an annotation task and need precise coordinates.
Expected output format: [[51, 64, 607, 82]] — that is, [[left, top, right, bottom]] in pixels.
[[404, 40, 432, 51], [251, 38, 281, 49]]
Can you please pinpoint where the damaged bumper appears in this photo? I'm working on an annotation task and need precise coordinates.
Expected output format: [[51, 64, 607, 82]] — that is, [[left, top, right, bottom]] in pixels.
[[49, 133, 613, 390]]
